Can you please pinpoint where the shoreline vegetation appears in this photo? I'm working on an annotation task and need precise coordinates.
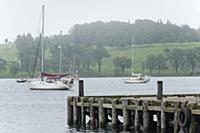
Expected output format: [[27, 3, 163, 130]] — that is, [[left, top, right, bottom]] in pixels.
[[1, 42, 200, 78], [2, 19, 200, 78]]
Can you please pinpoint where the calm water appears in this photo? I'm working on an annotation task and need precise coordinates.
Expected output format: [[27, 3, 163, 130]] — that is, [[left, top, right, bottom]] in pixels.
[[1, 77, 200, 133]]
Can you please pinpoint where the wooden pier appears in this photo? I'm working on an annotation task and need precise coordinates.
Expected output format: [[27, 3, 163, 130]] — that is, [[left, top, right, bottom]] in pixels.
[[67, 80, 200, 133]]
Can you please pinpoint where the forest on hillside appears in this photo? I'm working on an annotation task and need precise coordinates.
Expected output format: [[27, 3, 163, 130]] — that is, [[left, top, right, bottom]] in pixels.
[[69, 19, 200, 46], [2, 19, 200, 77]]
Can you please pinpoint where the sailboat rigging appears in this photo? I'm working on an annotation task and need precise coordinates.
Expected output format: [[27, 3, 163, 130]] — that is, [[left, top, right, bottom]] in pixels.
[[122, 36, 150, 84], [28, 5, 74, 90]]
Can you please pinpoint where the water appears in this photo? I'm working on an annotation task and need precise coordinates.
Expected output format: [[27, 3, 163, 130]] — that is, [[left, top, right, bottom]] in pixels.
[[0, 77, 200, 133]]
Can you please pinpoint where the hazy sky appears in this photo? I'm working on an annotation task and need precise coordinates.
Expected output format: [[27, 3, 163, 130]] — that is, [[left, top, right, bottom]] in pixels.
[[0, 0, 200, 43]]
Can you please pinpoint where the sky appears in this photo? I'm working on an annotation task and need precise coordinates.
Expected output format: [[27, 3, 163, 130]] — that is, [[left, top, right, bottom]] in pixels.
[[0, 0, 200, 43]]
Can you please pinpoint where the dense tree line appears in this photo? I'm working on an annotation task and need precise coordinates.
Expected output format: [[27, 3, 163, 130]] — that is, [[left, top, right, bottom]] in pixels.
[[12, 33, 110, 76], [8, 19, 200, 77], [144, 47, 200, 75], [69, 19, 200, 47], [113, 47, 200, 76]]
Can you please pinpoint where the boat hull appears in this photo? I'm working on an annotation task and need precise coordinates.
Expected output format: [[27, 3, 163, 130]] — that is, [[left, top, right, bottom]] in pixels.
[[16, 79, 27, 83], [28, 81, 71, 90], [123, 76, 150, 84]]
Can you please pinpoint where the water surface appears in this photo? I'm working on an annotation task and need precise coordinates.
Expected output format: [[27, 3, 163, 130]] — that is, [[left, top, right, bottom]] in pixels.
[[0, 77, 200, 133]]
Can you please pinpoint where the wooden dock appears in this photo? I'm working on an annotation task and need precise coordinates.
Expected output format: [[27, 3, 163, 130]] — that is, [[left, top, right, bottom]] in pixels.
[[67, 80, 200, 133]]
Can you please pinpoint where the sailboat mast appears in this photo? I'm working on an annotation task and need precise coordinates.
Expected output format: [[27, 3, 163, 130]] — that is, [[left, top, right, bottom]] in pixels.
[[41, 5, 45, 73], [131, 36, 134, 73], [144, 56, 147, 75]]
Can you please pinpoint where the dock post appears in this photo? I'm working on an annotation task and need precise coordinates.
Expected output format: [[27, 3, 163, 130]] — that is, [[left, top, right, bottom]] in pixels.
[[81, 97, 85, 127], [134, 100, 140, 132], [173, 102, 180, 133], [157, 81, 163, 100], [99, 98, 105, 128], [122, 99, 129, 131], [89, 98, 95, 129], [73, 97, 78, 126], [161, 101, 166, 133], [79, 80, 84, 97], [67, 97, 73, 126], [112, 99, 118, 128], [156, 81, 163, 133], [189, 104, 195, 133], [143, 100, 149, 133], [157, 111, 161, 133]]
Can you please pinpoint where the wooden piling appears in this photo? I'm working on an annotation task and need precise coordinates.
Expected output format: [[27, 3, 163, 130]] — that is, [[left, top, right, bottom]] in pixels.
[[134, 100, 140, 132], [157, 81, 163, 100], [143, 101, 149, 133], [67, 97, 73, 126], [188, 103, 195, 133], [161, 102, 166, 133], [104, 108, 108, 125], [66, 82, 200, 132], [99, 98, 105, 128], [73, 97, 78, 126], [89, 98, 95, 129], [79, 80, 84, 97], [81, 97, 85, 127], [157, 112, 161, 133], [112, 99, 118, 128], [173, 102, 180, 133], [122, 99, 129, 131]]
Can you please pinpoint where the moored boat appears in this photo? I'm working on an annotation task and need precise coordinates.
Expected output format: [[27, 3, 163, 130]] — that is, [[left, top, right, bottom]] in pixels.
[[28, 5, 75, 90], [123, 73, 150, 84], [16, 78, 27, 83], [122, 36, 150, 84]]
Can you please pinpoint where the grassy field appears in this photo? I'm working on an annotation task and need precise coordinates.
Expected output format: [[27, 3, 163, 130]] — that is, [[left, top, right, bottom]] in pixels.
[[0, 44, 18, 62], [0, 44, 18, 77], [101, 42, 200, 76], [1, 42, 200, 77]]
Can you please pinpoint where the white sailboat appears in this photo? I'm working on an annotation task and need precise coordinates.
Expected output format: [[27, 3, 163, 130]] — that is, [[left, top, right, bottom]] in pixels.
[[123, 36, 150, 84], [28, 5, 73, 90]]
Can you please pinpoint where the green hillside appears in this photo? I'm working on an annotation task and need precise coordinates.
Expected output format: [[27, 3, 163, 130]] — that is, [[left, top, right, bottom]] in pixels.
[[102, 42, 200, 76], [0, 44, 18, 62], [1, 42, 200, 77]]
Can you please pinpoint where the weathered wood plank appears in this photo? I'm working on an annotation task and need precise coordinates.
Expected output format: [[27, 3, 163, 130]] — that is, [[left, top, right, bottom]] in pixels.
[[112, 99, 118, 128], [143, 101, 149, 133], [67, 92, 200, 132], [67, 97, 73, 126], [161, 102, 166, 133], [122, 99, 129, 131], [99, 98, 105, 128], [81, 98, 85, 127]]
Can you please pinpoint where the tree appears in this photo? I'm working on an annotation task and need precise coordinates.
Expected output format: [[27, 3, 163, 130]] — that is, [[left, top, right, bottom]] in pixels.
[[4, 38, 8, 44], [10, 61, 19, 75], [15, 33, 37, 73], [0, 57, 7, 70], [185, 48, 198, 74], [168, 48, 185, 74], [155, 54, 167, 75], [81, 46, 95, 75], [146, 54, 156, 75], [93, 45, 110, 74], [113, 56, 131, 74]]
